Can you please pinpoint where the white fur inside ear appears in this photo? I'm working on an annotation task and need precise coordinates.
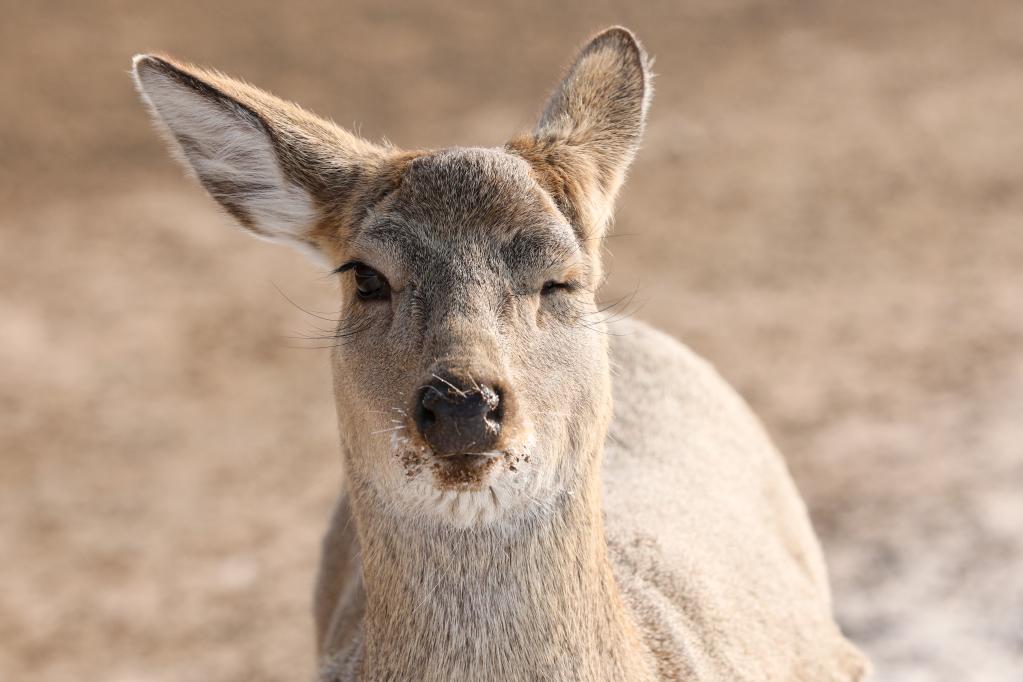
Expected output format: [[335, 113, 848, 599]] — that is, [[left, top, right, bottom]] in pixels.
[[132, 57, 318, 250]]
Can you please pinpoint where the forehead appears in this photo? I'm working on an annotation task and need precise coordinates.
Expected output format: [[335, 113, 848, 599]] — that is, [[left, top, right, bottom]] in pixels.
[[397, 147, 553, 229], [353, 148, 578, 267]]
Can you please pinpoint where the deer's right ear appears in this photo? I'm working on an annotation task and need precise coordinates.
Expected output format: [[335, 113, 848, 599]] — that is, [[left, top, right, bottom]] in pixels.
[[132, 54, 388, 263]]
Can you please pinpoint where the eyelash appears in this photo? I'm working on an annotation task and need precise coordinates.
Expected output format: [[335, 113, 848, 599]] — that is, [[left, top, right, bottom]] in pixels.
[[333, 261, 361, 275]]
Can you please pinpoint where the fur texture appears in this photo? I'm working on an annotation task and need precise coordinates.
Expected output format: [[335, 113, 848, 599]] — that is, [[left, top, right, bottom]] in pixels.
[[133, 26, 869, 681]]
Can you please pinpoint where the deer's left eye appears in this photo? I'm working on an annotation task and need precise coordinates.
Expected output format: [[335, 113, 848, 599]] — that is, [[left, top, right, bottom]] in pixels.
[[354, 264, 390, 301], [541, 280, 575, 296], [337, 262, 391, 301]]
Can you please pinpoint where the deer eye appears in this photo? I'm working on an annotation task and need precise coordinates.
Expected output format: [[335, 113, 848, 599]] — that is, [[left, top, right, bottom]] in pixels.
[[541, 280, 574, 296], [337, 261, 391, 301]]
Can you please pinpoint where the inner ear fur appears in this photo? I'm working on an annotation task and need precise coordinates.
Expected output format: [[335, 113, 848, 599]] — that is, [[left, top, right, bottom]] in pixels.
[[508, 26, 652, 241]]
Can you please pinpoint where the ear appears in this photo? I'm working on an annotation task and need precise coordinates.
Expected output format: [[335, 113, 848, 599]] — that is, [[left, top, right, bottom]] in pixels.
[[132, 54, 390, 263], [508, 27, 652, 240]]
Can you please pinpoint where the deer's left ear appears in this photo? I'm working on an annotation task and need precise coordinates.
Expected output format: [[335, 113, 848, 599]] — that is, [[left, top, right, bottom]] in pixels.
[[132, 54, 391, 263], [508, 27, 652, 240]]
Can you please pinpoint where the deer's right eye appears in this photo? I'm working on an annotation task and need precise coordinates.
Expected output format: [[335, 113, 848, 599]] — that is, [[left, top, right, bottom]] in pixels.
[[336, 261, 391, 301]]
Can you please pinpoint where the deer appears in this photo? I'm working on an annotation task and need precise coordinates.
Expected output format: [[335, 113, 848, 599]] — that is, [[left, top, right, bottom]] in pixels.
[[132, 26, 869, 682]]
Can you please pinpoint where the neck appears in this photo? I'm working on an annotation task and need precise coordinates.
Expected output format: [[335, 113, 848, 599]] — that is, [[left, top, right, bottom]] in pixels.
[[351, 455, 654, 681]]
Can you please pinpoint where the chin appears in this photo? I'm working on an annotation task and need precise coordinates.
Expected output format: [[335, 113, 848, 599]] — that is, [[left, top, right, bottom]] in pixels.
[[387, 433, 545, 528]]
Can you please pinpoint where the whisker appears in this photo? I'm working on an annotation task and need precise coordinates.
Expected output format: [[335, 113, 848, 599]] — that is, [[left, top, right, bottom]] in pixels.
[[371, 425, 408, 436], [431, 373, 467, 397], [578, 231, 640, 244], [409, 561, 444, 620], [271, 281, 342, 323]]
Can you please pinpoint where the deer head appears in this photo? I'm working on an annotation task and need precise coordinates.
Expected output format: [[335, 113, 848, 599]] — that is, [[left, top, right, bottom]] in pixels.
[[133, 27, 651, 528]]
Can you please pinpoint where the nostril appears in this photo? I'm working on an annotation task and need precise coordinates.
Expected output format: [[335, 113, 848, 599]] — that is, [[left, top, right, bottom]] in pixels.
[[484, 385, 504, 427], [415, 386, 438, 429]]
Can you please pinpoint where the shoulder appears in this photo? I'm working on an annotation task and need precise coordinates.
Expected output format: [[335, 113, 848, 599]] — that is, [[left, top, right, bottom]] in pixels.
[[602, 320, 869, 680], [603, 318, 814, 574]]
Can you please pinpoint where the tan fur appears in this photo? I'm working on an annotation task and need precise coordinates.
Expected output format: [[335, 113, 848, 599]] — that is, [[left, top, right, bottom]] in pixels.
[[133, 26, 869, 681]]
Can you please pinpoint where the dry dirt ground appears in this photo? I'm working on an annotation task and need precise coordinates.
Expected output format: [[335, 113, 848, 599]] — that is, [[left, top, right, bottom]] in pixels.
[[2, 1, 1021, 680]]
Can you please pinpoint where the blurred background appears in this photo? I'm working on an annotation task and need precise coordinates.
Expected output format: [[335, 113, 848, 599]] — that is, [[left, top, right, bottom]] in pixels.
[[2, 1, 1021, 680]]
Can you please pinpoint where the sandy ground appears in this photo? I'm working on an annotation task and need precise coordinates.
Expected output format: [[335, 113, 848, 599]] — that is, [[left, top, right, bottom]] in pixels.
[[2, 1, 1021, 680]]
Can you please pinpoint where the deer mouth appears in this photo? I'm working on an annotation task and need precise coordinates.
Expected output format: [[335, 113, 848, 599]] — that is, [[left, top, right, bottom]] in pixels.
[[430, 451, 500, 489]]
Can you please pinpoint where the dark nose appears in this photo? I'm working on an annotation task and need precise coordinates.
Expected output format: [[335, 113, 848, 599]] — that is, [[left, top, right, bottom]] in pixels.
[[414, 375, 503, 456]]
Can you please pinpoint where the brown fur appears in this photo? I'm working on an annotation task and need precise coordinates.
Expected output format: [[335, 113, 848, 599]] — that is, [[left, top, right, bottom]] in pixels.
[[133, 26, 868, 681]]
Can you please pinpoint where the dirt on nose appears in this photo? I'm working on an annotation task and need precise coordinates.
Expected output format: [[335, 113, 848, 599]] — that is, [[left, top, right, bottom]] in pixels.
[[430, 453, 499, 490]]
